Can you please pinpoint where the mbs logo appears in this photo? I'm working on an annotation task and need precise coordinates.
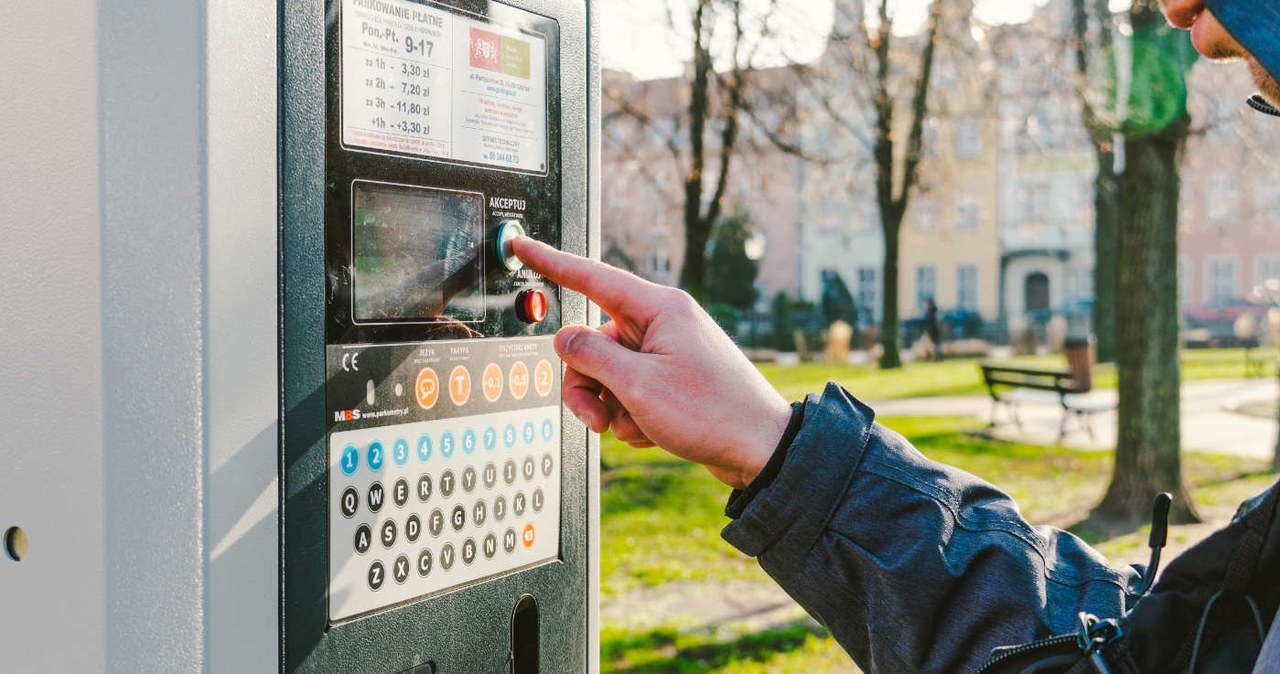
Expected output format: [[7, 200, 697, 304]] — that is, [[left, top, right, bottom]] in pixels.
[[469, 27, 531, 79]]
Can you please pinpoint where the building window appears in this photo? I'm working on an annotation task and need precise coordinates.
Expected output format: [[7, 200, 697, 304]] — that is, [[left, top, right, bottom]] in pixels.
[[1205, 256, 1238, 305], [956, 265, 978, 311], [956, 193, 980, 231], [1206, 174, 1238, 226], [913, 198, 938, 232], [857, 267, 878, 319], [954, 116, 981, 159], [1020, 182, 1050, 223], [916, 265, 937, 311], [1254, 255, 1280, 288], [649, 254, 671, 277]]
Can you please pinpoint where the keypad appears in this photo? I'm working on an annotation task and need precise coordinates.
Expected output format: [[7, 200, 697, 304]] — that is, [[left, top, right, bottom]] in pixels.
[[328, 406, 561, 621]]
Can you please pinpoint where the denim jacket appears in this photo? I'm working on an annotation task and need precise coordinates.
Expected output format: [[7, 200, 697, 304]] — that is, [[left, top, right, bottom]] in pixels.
[[722, 384, 1140, 674]]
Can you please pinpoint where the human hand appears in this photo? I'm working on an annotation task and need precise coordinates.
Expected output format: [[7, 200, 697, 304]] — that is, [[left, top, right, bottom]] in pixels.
[[512, 237, 793, 489]]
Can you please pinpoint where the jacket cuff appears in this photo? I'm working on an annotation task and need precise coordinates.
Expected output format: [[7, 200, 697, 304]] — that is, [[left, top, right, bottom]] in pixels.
[[725, 401, 805, 519], [720, 382, 876, 558]]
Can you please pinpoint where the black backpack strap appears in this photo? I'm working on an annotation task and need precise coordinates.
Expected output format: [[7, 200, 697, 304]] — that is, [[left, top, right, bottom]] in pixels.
[[1111, 479, 1280, 672]]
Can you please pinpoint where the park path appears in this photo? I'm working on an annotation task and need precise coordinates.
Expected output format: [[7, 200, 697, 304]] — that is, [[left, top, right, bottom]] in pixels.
[[871, 377, 1277, 458], [599, 378, 1279, 666]]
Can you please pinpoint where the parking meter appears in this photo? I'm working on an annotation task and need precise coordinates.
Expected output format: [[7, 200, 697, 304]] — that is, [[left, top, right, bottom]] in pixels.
[[281, 1, 598, 671], [0, 0, 597, 672]]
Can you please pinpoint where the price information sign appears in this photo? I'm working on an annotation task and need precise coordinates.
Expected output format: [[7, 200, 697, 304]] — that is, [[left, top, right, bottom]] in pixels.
[[342, 0, 549, 173]]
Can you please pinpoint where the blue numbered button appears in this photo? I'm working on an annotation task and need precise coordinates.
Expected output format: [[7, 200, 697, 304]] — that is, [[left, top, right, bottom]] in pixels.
[[541, 419, 554, 443], [483, 426, 498, 452], [462, 429, 477, 455], [340, 444, 359, 477], [393, 438, 410, 467], [417, 435, 432, 463], [522, 421, 536, 446], [367, 441, 385, 472], [440, 432, 456, 459], [503, 424, 517, 449]]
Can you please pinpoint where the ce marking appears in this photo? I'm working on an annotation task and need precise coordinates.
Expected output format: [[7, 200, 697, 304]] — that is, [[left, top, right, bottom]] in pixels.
[[342, 351, 360, 372]]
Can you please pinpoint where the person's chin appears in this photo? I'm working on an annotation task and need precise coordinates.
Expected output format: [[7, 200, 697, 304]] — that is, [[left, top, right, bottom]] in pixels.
[[1248, 58, 1280, 107]]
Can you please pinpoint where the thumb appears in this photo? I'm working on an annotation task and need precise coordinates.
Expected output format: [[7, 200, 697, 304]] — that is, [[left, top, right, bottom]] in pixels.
[[554, 324, 643, 392]]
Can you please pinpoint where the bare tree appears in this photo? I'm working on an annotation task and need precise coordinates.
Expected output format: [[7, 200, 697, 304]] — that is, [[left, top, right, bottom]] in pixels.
[[821, 0, 946, 369], [602, 0, 805, 304]]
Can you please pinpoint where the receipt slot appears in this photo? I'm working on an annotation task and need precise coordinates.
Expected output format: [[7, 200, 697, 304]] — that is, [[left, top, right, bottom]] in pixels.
[[282, 0, 598, 672]]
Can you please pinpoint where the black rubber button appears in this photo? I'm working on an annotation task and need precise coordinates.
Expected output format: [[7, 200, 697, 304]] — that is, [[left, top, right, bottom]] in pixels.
[[368, 561, 385, 590], [340, 487, 359, 518], [380, 519, 398, 548], [393, 554, 410, 584], [484, 533, 498, 559], [406, 514, 422, 543], [368, 482, 386, 513], [483, 463, 498, 489], [394, 478, 410, 507], [417, 474, 433, 502], [440, 543, 456, 570], [417, 548, 433, 577], [354, 524, 372, 554], [461, 538, 477, 565]]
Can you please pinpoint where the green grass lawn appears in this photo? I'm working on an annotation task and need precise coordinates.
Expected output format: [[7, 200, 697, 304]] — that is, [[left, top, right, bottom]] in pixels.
[[600, 350, 1279, 673], [757, 347, 1276, 402]]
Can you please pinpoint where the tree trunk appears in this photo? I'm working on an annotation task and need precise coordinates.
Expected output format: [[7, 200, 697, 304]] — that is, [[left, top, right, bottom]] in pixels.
[[1098, 120, 1199, 522], [879, 220, 902, 369], [680, 196, 711, 302], [1092, 147, 1120, 363], [1274, 365, 1280, 471]]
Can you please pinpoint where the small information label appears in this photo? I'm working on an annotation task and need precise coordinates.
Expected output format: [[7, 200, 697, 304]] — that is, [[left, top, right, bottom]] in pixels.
[[342, 0, 549, 173]]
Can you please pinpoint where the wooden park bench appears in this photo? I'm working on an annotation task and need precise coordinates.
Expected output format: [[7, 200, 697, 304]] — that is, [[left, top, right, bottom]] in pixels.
[[979, 339, 1113, 440]]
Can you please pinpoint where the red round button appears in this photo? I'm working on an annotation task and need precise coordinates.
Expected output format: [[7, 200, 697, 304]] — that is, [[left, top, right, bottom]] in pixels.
[[515, 289, 548, 324]]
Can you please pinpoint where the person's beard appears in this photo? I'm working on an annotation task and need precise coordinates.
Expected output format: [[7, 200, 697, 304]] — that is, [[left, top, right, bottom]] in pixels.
[[1248, 58, 1280, 107]]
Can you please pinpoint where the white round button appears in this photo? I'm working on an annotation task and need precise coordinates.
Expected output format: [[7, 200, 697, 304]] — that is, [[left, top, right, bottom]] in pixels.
[[495, 220, 526, 272]]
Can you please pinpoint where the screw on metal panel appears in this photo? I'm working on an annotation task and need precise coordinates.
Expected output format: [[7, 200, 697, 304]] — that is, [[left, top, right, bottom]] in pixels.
[[4, 526, 27, 561]]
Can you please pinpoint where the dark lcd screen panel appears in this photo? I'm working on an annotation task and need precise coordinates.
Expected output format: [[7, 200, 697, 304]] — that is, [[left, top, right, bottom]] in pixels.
[[351, 180, 486, 323]]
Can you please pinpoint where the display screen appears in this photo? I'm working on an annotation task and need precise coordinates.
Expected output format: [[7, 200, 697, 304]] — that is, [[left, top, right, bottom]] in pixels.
[[351, 181, 485, 323], [341, 0, 549, 173]]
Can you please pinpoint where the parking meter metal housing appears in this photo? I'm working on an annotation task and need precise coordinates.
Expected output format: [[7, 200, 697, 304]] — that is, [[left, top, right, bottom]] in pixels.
[[282, 1, 599, 672]]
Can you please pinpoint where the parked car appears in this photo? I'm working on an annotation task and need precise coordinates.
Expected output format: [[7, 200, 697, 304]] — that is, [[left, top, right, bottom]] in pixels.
[[1185, 297, 1268, 345]]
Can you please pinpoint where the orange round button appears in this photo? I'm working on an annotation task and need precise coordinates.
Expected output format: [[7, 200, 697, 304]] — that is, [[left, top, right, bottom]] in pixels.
[[448, 365, 472, 406], [509, 361, 530, 400], [534, 359, 555, 398], [415, 368, 440, 410], [481, 363, 503, 403], [521, 522, 536, 549]]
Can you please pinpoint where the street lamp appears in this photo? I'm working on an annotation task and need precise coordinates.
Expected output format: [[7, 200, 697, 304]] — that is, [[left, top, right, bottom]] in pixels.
[[744, 231, 767, 349]]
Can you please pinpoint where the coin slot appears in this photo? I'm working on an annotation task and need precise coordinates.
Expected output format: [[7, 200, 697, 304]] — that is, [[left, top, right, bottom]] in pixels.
[[5, 526, 28, 562], [510, 593, 540, 674]]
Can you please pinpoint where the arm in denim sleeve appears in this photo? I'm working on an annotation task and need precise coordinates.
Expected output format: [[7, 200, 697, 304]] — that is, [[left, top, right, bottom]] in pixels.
[[721, 383, 1140, 674]]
